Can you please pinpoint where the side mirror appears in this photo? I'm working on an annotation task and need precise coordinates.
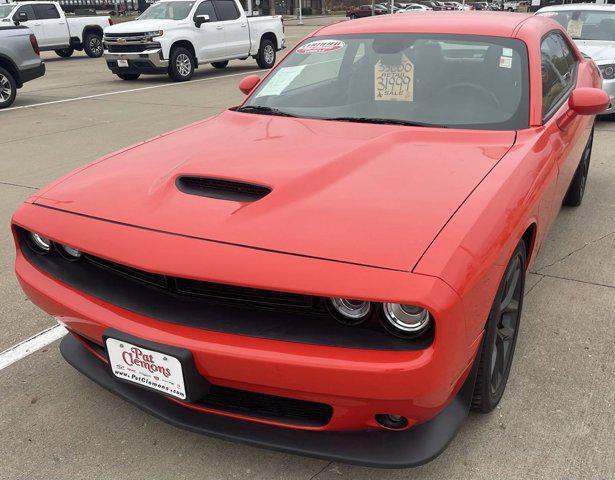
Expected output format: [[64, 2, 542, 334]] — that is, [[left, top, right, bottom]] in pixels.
[[569, 87, 610, 115], [194, 14, 210, 27], [239, 74, 261, 95], [16, 11, 29, 22]]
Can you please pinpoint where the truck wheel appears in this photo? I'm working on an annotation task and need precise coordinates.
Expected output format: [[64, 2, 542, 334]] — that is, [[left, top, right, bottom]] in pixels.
[[55, 48, 74, 58], [84, 33, 104, 58], [211, 61, 229, 69], [350, 14, 357, 19], [168, 47, 195, 82], [256, 39, 276, 69], [116, 73, 141, 81], [471, 240, 526, 413], [0, 67, 17, 109]]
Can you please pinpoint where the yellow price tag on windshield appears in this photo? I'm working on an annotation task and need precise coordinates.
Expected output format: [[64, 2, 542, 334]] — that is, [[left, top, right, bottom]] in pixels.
[[567, 19, 583, 38], [375, 55, 414, 102]]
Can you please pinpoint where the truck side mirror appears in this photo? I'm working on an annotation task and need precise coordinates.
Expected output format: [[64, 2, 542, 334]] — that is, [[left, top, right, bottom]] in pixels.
[[194, 14, 210, 28], [16, 11, 29, 22]]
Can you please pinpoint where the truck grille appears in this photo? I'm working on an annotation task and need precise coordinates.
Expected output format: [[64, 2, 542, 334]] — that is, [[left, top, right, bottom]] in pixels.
[[106, 44, 160, 53]]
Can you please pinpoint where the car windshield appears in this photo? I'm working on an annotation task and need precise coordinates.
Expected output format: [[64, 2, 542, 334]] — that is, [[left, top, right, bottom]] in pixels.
[[242, 34, 529, 130], [139, 1, 195, 20], [0, 5, 15, 18], [538, 10, 615, 41]]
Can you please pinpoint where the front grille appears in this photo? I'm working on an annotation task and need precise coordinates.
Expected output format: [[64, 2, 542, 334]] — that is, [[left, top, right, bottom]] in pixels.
[[200, 385, 332, 427], [105, 32, 150, 38], [106, 44, 159, 53], [83, 253, 314, 310], [74, 332, 332, 427]]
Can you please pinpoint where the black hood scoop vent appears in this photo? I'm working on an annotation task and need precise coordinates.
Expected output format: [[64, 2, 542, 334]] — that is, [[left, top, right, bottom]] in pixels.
[[176, 176, 272, 202]]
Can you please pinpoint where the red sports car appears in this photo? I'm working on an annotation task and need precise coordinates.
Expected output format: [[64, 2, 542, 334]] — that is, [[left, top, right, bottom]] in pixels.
[[12, 12, 608, 468]]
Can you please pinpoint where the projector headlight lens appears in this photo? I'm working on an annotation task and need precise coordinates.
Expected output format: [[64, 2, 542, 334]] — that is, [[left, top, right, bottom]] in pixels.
[[329, 298, 372, 325], [599, 64, 615, 80], [60, 244, 82, 259], [29, 232, 51, 253], [382, 303, 431, 337]]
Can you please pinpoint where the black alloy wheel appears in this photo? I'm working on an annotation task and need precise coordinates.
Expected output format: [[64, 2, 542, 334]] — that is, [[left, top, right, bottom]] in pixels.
[[472, 240, 526, 413]]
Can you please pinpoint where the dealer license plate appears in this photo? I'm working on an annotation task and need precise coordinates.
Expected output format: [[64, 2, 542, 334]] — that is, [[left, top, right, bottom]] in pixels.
[[106, 337, 187, 400], [117, 59, 129, 67]]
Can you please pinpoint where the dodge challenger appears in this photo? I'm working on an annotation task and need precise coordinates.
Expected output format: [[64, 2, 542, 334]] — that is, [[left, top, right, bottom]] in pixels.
[[11, 12, 608, 468]]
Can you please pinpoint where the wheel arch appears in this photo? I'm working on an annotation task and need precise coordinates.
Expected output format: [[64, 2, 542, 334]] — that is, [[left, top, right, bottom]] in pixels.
[[520, 222, 537, 268], [260, 31, 279, 50], [0, 54, 22, 88], [82, 25, 104, 41], [170, 40, 197, 65]]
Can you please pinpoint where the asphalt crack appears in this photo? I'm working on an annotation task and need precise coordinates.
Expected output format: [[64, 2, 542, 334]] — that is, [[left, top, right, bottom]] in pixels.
[[308, 462, 332, 480], [0, 181, 39, 190]]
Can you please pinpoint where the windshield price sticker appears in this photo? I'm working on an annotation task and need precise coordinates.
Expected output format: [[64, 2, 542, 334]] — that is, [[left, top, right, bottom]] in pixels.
[[256, 65, 306, 97], [296, 39, 346, 54], [374, 55, 414, 102], [502, 47, 513, 57], [499, 56, 512, 69], [567, 19, 583, 38]]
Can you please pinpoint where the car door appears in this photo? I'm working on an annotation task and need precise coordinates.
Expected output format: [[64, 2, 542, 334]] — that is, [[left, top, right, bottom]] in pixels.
[[213, 0, 249, 58], [193, 0, 227, 61], [12, 5, 45, 47], [540, 31, 586, 202], [32, 3, 67, 48]]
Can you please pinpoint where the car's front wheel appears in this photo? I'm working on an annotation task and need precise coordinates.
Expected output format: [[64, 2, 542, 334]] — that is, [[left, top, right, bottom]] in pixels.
[[563, 128, 594, 207], [168, 47, 195, 82], [472, 240, 526, 413], [0, 67, 17, 109], [84, 33, 104, 58]]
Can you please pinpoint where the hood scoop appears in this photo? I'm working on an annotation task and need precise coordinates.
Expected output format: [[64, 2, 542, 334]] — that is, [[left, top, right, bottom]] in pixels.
[[176, 176, 272, 203]]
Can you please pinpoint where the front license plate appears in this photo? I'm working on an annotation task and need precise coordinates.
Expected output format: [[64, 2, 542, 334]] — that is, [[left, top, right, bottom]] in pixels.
[[106, 337, 187, 400], [117, 59, 129, 67]]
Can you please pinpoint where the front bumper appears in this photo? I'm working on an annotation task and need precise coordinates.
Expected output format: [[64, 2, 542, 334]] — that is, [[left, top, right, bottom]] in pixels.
[[104, 49, 168, 75], [61, 332, 478, 468]]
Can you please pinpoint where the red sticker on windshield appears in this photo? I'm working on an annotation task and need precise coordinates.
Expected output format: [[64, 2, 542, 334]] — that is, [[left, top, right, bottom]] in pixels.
[[296, 40, 345, 54]]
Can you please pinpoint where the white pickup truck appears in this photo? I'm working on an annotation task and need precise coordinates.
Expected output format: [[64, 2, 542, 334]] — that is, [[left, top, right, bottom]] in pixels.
[[102, 0, 285, 82], [0, 2, 111, 58]]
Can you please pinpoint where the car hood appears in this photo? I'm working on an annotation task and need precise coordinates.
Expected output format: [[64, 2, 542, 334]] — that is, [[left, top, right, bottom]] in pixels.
[[104, 19, 178, 34], [34, 111, 515, 271], [574, 40, 615, 63]]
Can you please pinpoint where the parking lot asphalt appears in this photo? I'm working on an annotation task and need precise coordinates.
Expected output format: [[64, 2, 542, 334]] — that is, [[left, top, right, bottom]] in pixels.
[[0, 22, 614, 480]]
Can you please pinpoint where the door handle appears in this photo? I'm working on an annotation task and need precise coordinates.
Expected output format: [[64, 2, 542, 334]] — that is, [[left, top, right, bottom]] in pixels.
[[240, 23, 247, 27], [34, 23, 42, 26], [216, 25, 224, 30]]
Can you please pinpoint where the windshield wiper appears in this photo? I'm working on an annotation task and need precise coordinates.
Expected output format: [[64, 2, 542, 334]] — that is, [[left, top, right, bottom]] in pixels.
[[326, 117, 448, 128], [235, 105, 297, 118]]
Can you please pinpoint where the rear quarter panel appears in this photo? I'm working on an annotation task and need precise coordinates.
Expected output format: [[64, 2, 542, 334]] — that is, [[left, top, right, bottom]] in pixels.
[[247, 15, 284, 54], [0, 28, 42, 73]]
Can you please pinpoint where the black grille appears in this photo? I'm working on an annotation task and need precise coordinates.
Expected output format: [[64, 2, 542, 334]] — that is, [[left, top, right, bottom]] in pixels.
[[106, 44, 159, 53], [200, 385, 332, 427], [83, 253, 314, 310], [105, 32, 150, 38], [176, 176, 272, 202]]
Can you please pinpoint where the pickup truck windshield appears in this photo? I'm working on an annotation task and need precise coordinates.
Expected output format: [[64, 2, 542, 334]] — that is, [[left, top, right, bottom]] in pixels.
[[243, 34, 529, 130], [0, 5, 15, 18], [538, 10, 615, 41], [139, 1, 195, 20]]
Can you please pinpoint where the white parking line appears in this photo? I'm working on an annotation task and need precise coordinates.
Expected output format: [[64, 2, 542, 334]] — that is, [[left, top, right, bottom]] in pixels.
[[0, 325, 66, 371], [0, 70, 251, 113]]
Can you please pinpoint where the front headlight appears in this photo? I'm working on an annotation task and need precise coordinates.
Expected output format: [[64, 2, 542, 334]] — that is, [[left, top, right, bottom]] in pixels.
[[145, 30, 163, 39], [28, 232, 51, 253], [381, 303, 432, 338], [329, 298, 372, 325], [599, 64, 615, 80]]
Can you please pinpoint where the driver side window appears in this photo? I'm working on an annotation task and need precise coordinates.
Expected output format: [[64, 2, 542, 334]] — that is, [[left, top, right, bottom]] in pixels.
[[541, 32, 578, 119], [194, 0, 218, 22]]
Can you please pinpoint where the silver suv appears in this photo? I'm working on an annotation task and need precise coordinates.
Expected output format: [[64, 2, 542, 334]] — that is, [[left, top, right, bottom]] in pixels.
[[0, 23, 45, 108]]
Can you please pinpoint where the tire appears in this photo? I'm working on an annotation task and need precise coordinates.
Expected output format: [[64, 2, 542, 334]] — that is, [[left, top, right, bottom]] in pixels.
[[168, 47, 195, 82], [83, 33, 103, 58], [55, 47, 75, 58], [0, 67, 17, 109], [211, 61, 229, 69], [116, 73, 141, 81], [471, 240, 526, 413], [563, 128, 593, 207], [256, 39, 276, 69]]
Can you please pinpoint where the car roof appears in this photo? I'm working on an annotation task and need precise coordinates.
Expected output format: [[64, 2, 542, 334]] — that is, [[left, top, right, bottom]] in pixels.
[[318, 11, 535, 37], [538, 4, 615, 12]]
